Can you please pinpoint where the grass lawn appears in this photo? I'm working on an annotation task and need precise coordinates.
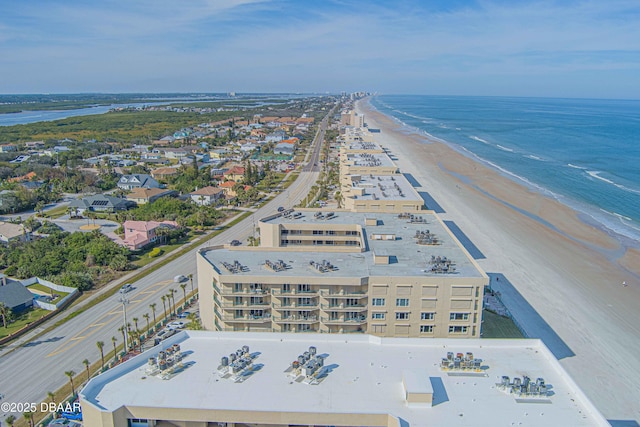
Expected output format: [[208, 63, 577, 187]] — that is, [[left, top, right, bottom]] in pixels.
[[0, 308, 50, 339], [40, 205, 69, 219], [27, 283, 69, 303], [481, 309, 525, 339]]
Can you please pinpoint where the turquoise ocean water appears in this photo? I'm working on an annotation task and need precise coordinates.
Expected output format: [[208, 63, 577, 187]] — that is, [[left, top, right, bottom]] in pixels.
[[370, 95, 640, 244]]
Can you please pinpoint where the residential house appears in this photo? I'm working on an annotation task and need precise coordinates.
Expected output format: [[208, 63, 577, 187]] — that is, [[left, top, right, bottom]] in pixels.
[[0, 144, 18, 153], [24, 141, 45, 149], [164, 148, 189, 160], [126, 188, 177, 205], [0, 274, 33, 313], [122, 220, 179, 250], [151, 167, 180, 180], [68, 194, 136, 214], [117, 174, 161, 191], [239, 142, 258, 153], [0, 221, 30, 244], [223, 166, 245, 182], [209, 149, 228, 160], [189, 186, 224, 206]]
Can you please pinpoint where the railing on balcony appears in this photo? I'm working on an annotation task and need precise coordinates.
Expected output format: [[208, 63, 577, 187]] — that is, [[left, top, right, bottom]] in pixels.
[[219, 313, 272, 323], [320, 303, 368, 311], [213, 283, 269, 296], [271, 301, 319, 310], [217, 300, 270, 308], [321, 316, 367, 325], [272, 315, 319, 324], [271, 288, 319, 296], [319, 290, 368, 298]]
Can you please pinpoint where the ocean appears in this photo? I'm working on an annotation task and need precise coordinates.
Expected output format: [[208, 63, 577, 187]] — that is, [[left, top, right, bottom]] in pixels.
[[370, 95, 640, 243]]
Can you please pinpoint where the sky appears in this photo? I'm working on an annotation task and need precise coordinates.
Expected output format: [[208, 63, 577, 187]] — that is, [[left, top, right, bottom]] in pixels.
[[1, 0, 639, 98]]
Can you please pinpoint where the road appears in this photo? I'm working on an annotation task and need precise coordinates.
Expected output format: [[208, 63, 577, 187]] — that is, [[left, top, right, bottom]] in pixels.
[[0, 106, 333, 423]]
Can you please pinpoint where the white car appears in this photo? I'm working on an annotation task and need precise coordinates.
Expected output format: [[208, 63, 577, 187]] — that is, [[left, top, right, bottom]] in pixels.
[[156, 328, 176, 341], [119, 283, 132, 293], [174, 275, 187, 283], [168, 321, 186, 329]]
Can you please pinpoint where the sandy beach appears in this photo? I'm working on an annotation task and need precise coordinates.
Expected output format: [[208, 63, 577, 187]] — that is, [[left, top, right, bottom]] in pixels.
[[357, 98, 640, 422]]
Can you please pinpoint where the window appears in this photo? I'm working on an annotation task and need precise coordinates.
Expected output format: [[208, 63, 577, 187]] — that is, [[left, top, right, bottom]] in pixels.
[[421, 312, 435, 320], [396, 298, 410, 307], [450, 312, 469, 321], [372, 298, 386, 306], [313, 230, 324, 235], [449, 325, 468, 333], [372, 312, 386, 320], [395, 312, 410, 320], [420, 325, 434, 333]]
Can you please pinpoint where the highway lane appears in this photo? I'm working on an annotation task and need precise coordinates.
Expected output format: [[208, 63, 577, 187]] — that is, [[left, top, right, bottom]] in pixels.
[[0, 109, 330, 423]]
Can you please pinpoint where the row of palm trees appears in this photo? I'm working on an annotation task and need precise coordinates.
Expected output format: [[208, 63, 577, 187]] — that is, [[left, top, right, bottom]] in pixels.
[[12, 284, 197, 427]]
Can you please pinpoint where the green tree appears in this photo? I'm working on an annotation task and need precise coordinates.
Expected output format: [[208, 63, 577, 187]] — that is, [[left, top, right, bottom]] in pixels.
[[65, 370, 76, 395], [161, 296, 167, 318], [23, 411, 34, 427], [180, 283, 187, 304], [83, 358, 90, 382], [5, 414, 16, 426], [0, 302, 12, 328], [111, 336, 118, 361], [96, 340, 105, 370], [149, 303, 157, 327], [143, 313, 150, 333]]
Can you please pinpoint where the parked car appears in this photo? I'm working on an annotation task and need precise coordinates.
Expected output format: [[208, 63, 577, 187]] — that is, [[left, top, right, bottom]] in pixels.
[[156, 328, 176, 341], [174, 275, 187, 283], [277, 206, 285, 212], [47, 420, 69, 426], [178, 311, 191, 319], [230, 240, 241, 246], [168, 321, 186, 329], [61, 411, 83, 421], [119, 283, 132, 293]]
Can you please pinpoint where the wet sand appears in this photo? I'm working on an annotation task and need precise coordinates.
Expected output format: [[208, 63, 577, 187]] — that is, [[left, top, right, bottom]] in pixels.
[[357, 98, 640, 422]]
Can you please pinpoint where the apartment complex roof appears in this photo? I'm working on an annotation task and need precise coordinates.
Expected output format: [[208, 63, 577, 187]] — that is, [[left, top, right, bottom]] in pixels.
[[201, 210, 485, 279], [80, 332, 608, 427]]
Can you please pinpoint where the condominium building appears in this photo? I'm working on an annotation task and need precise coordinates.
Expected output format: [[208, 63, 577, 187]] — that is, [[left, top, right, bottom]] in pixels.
[[197, 210, 487, 338], [79, 331, 609, 427]]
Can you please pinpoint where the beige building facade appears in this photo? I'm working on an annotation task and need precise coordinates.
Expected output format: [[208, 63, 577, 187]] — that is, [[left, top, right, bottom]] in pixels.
[[198, 210, 487, 338]]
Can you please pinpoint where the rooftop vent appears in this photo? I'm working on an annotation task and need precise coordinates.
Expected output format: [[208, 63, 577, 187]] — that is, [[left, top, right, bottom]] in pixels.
[[428, 256, 456, 274], [265, 259, 290, 272], [440, 351, 486, 374], [309, 260, 338, 273], [286, 346, 329, 385], [222, 260, 249, 274], [496, 375, 550, 399], [217, 345, 260, 383], [146, 344, 185, 380], [415, 229, 439, 245]]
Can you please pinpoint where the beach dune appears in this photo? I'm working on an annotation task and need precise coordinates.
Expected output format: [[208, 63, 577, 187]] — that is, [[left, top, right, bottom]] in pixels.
[[358, 98, 640, 422]]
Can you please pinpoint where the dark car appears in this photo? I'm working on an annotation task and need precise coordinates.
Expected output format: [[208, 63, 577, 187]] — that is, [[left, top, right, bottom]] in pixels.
[[230, 240, 241, 246], [278, 206, 285, 212]]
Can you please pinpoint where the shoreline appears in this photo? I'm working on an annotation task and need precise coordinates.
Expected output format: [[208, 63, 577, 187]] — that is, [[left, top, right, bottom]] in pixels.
[[356, 97, 640, 422]]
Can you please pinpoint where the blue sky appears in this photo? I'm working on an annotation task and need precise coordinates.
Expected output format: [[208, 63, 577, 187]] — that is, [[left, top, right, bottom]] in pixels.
[[1, 0, 639, 98]]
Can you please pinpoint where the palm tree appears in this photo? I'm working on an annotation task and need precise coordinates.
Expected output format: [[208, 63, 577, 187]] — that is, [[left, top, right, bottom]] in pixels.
[[47, 390, 55, 404], [170, 289, 177, 315], [133, 317, 139, 332], [5, 415, 16, 426], [180, 283, 187, 304], [96, 340, 105, 370], [0, 302, 11, 328], [83, 358, 90, 382], [65, 370, 76, 395], [111, 336, 118, 361], [149, 303, 157, 327], [161, 296, 167, 319], [143, 313, 150, 333], [188, 273, 194, 294], [23, 411, 34, 427]]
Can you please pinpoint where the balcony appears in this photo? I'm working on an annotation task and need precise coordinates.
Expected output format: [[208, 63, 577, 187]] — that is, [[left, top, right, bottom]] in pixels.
[[213, 283, 269, 296], [217, 300, 270, 309], [319, 290, 367, 298], [320, 303, 367, 311], [272, 315, 319, 324], [271, 288, 318, 296], [321, 316, 367, 325], [219, 313, 272, 323], [271, 301, 319, 310]]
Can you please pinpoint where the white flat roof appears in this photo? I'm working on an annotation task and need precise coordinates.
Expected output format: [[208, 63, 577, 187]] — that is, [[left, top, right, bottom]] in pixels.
[[81, 332, 608, 426]]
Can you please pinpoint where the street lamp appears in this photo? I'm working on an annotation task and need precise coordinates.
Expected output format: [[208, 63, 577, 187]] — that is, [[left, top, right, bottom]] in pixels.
[[119, 295, 130, 353]]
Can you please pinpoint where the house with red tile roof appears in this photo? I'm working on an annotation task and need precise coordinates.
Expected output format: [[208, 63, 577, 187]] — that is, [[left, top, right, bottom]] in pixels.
[[122, 220, 179, 250], [223, 166, 245, 182]]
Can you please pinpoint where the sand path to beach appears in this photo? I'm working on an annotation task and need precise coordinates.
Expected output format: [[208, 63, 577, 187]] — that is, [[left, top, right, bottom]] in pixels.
[[357, 98, 640, 422]]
